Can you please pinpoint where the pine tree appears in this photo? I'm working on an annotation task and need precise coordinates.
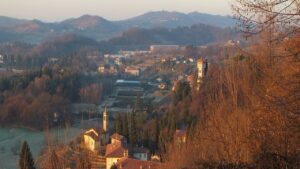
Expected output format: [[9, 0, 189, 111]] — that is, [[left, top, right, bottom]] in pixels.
[[19, 141, 36, 169]]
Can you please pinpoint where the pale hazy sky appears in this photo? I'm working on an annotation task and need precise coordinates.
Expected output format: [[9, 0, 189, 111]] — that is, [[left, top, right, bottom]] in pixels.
[[0, 0, 232, 22]]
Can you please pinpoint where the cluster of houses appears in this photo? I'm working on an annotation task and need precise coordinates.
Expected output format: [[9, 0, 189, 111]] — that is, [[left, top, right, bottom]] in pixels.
[[98, 54, 141, 77], [82, 107, 162, 169]]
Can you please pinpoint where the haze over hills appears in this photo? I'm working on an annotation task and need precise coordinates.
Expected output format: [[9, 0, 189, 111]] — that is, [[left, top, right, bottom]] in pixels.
[[0, 11, 235, 43], [0, 23, 237, 59]]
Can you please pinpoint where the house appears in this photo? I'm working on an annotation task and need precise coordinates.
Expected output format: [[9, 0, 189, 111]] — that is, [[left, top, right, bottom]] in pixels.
[[106, 133, 128, 169], [174, 129, 187, 145], [0, 54, 3, 64], [116, 158, 160, 169], [83, 128, 101, 152], [132, 147, 150, 161], [105, 133, 152, 169], [111, 133, 127, 146], [125, 67, 140, 76], [106, 146, 129, 169], [151, 154, 161, 162], [158, 83, 166, 90], [98, 64, 106, 74]]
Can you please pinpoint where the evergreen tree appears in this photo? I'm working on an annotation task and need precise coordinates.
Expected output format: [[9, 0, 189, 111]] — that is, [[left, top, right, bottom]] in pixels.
[[153, 117, 160, 151], [134, 95, 142, 112], [129, 112, 138, 145], [122, 113, 129, 139], [19, 141, 36, 169], [115, 114, 123, 135]]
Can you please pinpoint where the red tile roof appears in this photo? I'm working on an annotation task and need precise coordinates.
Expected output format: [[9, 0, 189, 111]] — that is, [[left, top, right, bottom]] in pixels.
[[105, 145, 128, 158], [117, 158, 160, 169], [111, 133, 124, 141]]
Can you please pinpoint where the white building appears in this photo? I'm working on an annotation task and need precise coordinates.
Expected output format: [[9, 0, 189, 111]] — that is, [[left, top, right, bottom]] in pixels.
[[197, 58, 208, 90], [150, 45, 180, 53], [0, 54, 3, 64], [125, 67, 140, 76], [132, 147, 150, 161]]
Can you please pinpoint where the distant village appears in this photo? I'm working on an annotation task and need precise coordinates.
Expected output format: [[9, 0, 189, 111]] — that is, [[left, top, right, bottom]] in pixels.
[[79, 106, 187, 169], [0, 43, 210, 169], [68, 44, 208, 169]]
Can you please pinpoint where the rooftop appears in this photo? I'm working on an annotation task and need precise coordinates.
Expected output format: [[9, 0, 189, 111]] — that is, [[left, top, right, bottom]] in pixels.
[[106, 144, 128, 158], [111, 133, 125, 141], [117, 158, 160, 169]]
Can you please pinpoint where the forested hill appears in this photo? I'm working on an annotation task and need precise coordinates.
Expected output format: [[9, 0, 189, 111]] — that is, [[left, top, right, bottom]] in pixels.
[[0, 24, 237, 59], [101, 24, 237, 51]]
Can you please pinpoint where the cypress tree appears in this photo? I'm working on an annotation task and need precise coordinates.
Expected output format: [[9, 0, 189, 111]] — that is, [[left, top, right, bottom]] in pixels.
[[19, 141, 36, 169], [115, 114, 123, 135], [129, 112, 137, 145], [122, 113, 129, 139]]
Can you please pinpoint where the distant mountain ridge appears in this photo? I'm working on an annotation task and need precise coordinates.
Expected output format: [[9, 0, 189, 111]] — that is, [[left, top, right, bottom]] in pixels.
[[117, 11, 235, 28], [0, 11, 235, 43], [0, 23, 238, 58]]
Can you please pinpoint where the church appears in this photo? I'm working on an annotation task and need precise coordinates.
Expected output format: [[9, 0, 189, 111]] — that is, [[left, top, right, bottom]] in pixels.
[[83, 106, 110, 152]]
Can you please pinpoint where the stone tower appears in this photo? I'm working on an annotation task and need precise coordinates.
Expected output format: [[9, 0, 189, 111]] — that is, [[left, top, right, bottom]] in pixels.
[[197, 58, 208, 90], [103, 106, 108, 132]]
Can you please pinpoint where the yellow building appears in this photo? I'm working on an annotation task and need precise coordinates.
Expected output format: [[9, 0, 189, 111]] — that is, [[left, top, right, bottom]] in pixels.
[[83, 107, 110, 152], [84, 128, 100, 152], [106, 133, 128, 169], [197, 58, 208, 90], [103, 106, 108, 132]]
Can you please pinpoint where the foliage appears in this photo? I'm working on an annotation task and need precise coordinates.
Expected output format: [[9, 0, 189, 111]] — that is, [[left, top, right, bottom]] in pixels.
[[19, 141, 36, 169]]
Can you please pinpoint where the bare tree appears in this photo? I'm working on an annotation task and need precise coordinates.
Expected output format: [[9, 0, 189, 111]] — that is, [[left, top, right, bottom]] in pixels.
[[233, 0, 300, 39]]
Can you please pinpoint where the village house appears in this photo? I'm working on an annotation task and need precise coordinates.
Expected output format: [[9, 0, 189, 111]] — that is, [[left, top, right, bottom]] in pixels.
[[105, 133, 129, 169], [116, 157, 159, 169], [132, 147, 150, 161], [105, 133, 152, 169], [174, 129, 187, 145], [125, 67, 140, 76], [83, 128, 101, 152]]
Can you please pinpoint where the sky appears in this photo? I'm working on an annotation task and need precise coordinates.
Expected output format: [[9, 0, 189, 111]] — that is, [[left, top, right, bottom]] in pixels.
[[0, 0, 232, 22]]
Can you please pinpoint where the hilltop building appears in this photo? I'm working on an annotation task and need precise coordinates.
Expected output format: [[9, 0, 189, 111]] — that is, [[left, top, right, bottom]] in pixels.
[[197, 58, 208, 90]]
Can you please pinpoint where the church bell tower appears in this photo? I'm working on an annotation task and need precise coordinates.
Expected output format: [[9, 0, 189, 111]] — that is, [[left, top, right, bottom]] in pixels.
[[103, 106, 108, 132]]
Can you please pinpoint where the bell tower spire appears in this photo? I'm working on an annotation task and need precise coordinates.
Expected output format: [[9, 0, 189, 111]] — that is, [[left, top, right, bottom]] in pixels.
[[103, 105, 108, 132]]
